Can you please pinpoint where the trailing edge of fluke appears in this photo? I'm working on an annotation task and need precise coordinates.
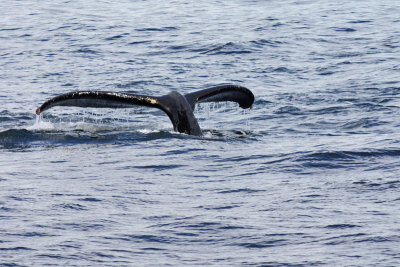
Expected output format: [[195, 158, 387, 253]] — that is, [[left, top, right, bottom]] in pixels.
[[36, 85, 254, 136]]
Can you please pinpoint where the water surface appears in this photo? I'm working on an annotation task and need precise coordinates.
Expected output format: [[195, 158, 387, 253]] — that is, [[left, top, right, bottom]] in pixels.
[[1, 0, 400, 266]]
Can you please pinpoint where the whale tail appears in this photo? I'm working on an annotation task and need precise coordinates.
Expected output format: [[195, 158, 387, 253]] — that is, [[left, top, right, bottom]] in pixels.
[[185, 85, 254, 110], [35, 85, 254, 136], [35, 91, 163, 115]]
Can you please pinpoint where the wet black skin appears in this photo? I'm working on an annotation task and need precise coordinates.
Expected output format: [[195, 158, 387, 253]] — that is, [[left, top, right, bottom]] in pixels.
[[36, 85, 254, 136]]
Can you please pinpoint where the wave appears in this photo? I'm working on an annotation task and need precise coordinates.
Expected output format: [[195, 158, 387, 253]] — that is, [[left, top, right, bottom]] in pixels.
[[0, 119, 257, 150], [135, 26, 178, 32], [0, 127, 173, 150], [332, 27, 357, 32], [250, 148, 400, 175], [200, 42, 253, 55], [303, 149, 400, 160]]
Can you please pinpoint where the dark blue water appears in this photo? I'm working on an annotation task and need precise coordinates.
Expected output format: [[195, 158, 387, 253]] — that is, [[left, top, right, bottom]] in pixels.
[[1, 1, 400, 266]]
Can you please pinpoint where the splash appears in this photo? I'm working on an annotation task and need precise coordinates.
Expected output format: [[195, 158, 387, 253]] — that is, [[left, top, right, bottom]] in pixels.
[[26, 108, 172, 135], [26, 114, 55, 131], [194, 102, 253, 132]]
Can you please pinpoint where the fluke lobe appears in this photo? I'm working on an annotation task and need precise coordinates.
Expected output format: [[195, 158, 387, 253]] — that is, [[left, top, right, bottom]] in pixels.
[[36, 85, 254, 136]]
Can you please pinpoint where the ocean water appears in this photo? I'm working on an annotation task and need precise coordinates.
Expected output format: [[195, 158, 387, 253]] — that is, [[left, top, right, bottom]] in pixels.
[[1, 0, 400, 266]]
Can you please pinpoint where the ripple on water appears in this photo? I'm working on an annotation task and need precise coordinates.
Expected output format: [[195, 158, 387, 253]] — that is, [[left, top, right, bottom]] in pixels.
[[1, 0, 400, 266]]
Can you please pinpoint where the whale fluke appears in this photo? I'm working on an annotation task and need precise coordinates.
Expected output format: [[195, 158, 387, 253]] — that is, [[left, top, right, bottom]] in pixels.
[[185, 85, 254, 110], [35, 85, 254, 136], [35, 91, 162, 115]]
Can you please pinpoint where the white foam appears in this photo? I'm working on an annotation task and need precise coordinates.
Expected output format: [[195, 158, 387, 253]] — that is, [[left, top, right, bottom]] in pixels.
[[27, 115, 56, 131], [137, 128, 161, 134]]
